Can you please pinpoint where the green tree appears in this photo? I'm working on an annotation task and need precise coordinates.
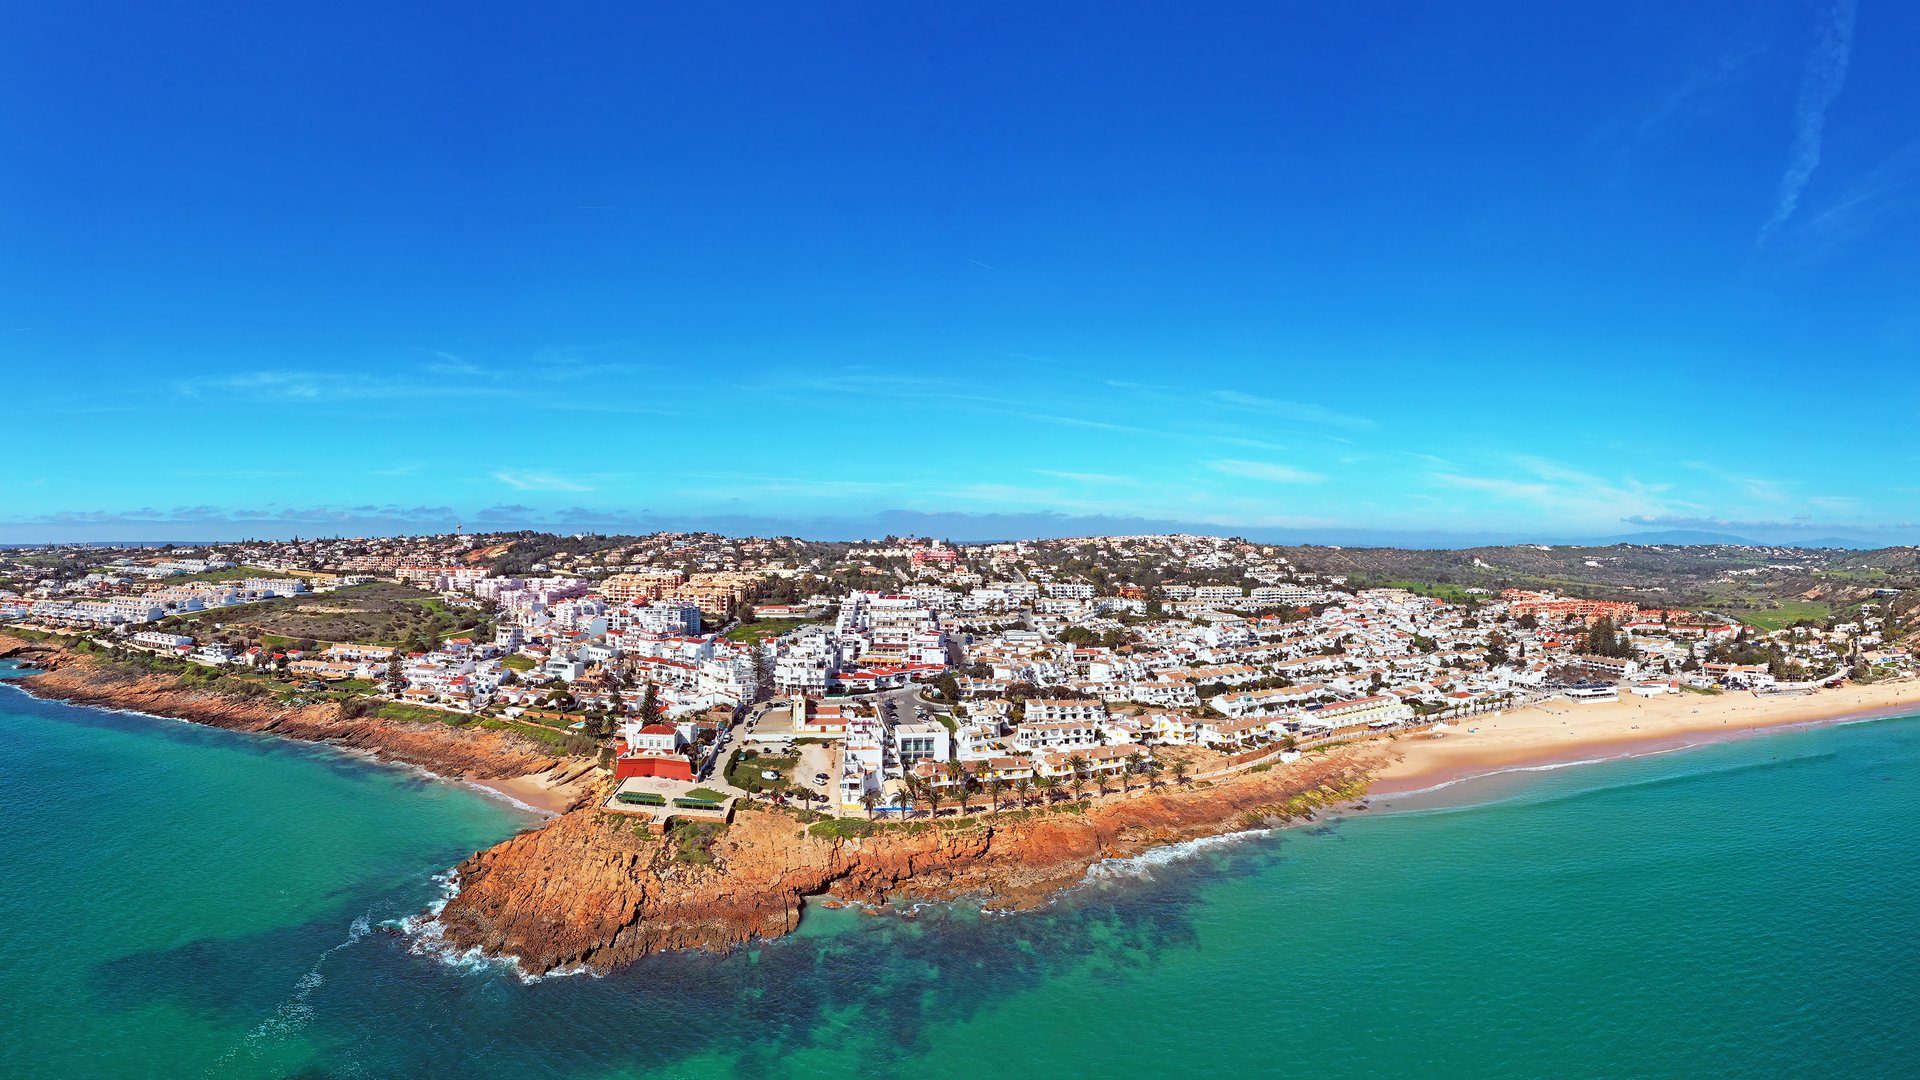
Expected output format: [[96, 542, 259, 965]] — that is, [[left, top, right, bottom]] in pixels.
[[750, 644, 774, 703], [945, 761, 972, 814], [935, 672, 962, 702], [1066, 754, 1089, 802]]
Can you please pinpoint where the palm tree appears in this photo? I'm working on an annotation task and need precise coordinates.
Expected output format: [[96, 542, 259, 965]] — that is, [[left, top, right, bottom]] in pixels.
[[926, 779, 944, 818], [986, 776, 1004, 815], [1069, 771, 1087, 803], [1145, 758, 1164, 789], [1037, 773, 1060, 805], [901, 776, 923, 818], [1125, 751, 1145, 793], [944, 761, 969, 815], [860, 789, 880, 820], [893, 783, 913, 818], [1172, 760, 1190, 787]]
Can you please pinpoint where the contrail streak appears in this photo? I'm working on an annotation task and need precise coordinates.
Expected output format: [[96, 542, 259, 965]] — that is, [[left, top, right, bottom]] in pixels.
[[1758, 0, 1858, 245]]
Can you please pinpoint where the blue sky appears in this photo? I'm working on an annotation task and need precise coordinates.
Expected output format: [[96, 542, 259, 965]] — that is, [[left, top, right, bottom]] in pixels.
[[3, 1, 1916, 545]]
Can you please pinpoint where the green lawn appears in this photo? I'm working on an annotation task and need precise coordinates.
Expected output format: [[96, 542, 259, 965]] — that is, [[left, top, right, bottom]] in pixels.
[[1368, 579, 1480, 605], [376, 701, 461, 724], [162, 564, 299, 584], [1734, 600, 1832, 631], [722, 619, 824, 646], [726, 750, 798, 793]]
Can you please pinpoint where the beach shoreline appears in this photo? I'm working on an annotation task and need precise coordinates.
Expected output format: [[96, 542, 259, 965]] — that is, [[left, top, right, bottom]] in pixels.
[[1370, 680, 1920, 799], [467, 769, 601, 816], [0, 630, 582, 789]]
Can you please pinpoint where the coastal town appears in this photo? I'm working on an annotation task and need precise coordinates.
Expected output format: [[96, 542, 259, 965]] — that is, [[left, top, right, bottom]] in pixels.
[[4, 531, 1914, 827]]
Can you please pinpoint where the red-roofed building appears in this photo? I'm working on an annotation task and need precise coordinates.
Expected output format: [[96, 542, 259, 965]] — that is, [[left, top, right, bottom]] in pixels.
[[613, 723, 694, 781]]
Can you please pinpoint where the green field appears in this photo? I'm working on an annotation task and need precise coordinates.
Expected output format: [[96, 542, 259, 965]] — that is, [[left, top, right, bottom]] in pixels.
[[1363, 579, 1482, 605], [722, 618, 823, 646], [160, 564, 299, 584], [726, 749, 798, 794], [1732, 600, 1832, 631]]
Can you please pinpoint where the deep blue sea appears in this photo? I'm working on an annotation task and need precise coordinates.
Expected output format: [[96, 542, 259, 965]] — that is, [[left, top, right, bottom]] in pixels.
[[4, 658, 1917, 1078]]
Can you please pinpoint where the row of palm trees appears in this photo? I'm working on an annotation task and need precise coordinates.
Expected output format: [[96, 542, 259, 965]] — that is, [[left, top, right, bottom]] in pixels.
[[858, 752, 1194, 819]]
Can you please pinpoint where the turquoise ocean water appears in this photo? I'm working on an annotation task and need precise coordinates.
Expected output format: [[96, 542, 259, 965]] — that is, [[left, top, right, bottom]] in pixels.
[[4, 658, 1918, 1078]]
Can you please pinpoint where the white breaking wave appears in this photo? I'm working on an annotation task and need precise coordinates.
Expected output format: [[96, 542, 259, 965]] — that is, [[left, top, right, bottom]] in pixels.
[[1379, 757, 1614, 802], [398, 869, 599, 983], [1082, 827, 1275, 884], [207, 912, 373, 1076]]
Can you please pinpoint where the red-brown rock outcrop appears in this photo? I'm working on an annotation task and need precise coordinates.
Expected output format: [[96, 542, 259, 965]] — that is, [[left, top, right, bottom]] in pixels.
[[436, 751, 1385, 974], [1, 632, 558, 780]]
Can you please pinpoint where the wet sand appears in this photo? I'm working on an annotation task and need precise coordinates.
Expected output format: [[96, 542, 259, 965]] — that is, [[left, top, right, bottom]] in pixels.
[[1372, 680, 1920, 796]]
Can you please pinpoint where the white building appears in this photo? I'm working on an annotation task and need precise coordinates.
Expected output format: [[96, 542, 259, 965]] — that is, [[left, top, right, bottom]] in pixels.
[[892, 721, 951, 768]]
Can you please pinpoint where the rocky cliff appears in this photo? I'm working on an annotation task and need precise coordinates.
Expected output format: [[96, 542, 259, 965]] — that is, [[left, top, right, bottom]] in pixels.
[[4, 630, 1389, 977], [0, 632, 561, 781], [435, 750, 1386, 974]]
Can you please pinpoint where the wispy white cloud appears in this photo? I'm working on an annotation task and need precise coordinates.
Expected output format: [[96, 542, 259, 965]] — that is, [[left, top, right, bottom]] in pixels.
[[423, 351, 494, 377], [177, 369, 504, 402], [1206, 459, 1325, 484], [493, 470, 594, 492], [1428, 456, 1689, 524], [173, 356, 675, 417], [1031, 469, 1141, 486], [1784, 137, 1920, 255], [1680, 460, 1789, 503], [1758, 0, 1858, 245], [1201, 389, 1375, 430]]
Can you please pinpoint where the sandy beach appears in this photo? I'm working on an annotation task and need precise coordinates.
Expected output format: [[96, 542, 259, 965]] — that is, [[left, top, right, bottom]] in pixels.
[[1372, 680, 1920, 796], [469, 767, 599, 816]]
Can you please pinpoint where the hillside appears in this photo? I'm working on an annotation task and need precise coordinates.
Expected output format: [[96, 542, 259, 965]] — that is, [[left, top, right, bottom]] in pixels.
[[153, 582, 491, 649], [1282, 543, 1918, 627]]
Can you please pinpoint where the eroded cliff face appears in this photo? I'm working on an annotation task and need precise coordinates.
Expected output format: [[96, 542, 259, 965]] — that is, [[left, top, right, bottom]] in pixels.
[[0, 632, 560, 780], [435, 751, 1387, 974]]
